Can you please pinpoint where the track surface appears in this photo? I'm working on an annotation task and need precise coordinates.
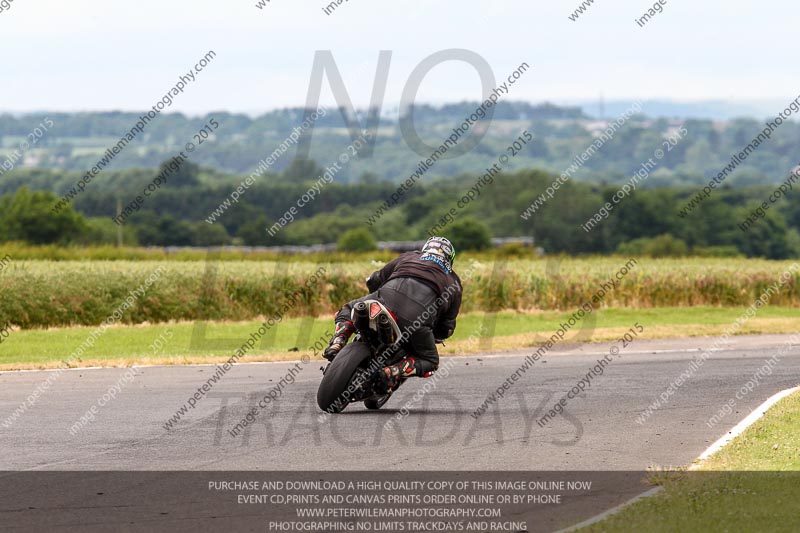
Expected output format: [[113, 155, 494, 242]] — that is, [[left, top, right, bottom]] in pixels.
[[2, 334, 799, 471]]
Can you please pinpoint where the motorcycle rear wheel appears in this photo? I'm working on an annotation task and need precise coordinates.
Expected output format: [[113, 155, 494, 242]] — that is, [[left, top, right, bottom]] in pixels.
[[317, 342, 373, 413]]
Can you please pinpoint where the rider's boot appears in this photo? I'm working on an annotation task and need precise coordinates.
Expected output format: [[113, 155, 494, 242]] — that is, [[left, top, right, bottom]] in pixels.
[[322, 320, 355, 361], [380, 356, 418, 389]]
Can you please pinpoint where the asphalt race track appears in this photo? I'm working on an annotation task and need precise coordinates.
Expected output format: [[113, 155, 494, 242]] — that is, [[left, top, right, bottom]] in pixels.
[[2, 334, 799, 471], [2, 334, 800, 531]]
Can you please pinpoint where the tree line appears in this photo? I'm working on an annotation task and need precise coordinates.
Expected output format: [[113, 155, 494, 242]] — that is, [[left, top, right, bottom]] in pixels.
[[2, 105, 800, 188], [1, 160, 798, 258]]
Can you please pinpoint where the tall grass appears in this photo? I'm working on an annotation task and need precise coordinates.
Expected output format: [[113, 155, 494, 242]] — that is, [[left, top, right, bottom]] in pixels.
[[0, 242, 399, 262], [1, 258, 798, 329]]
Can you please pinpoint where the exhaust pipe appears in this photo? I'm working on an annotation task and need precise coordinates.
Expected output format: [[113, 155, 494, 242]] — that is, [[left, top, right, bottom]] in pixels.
[[377, 313, 394, 345], [353, 301, 370, 334]]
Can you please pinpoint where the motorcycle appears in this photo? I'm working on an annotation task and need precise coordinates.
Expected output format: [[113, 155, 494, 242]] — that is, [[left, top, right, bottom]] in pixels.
[[317, 299, 407, 413]]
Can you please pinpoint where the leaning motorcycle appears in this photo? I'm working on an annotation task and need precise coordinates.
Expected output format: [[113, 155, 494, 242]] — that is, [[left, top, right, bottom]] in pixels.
[[316, 300, 407, 413]]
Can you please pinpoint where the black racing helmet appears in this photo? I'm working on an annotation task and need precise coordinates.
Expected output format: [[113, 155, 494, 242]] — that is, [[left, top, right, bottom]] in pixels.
[[422, 236, 456, 270]]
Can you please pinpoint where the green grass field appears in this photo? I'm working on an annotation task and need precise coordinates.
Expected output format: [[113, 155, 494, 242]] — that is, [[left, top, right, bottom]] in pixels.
[[2, 306, 799, 370], [579, 391, 800, 532], [2, 251, 800, 369], [2, 255, 800, 329]]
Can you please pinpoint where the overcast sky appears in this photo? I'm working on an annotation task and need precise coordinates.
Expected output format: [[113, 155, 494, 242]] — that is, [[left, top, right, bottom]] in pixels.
[[1, 0, 797, 114]]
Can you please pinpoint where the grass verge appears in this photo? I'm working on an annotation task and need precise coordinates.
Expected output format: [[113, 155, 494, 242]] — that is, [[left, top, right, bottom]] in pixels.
[[1, 306, 799, 370], [577, 391, 800, 532]]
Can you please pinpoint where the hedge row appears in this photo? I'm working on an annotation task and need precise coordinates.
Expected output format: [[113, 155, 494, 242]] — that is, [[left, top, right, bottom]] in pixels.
[[1, 258, 798, 329]]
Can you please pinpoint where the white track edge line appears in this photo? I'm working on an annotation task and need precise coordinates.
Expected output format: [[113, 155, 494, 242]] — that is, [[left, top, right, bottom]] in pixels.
[[0, 359, 311, 374], [553, 384, 800, 532], [0, 345, 754, 374], [552, 486, 663, 533], [692, 384, 800, 464]]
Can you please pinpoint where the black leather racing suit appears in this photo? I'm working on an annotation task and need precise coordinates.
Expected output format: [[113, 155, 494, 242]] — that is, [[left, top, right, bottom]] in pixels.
[[334, 251, 462, 376]]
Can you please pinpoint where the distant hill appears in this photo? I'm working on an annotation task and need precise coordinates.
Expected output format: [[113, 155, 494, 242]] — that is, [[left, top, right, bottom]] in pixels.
[[1, 101, 799, 188], [574, 99, 789, 121]]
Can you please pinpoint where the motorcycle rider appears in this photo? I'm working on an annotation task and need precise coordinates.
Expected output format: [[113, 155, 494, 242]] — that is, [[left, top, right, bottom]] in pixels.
[[323, 236, 462, 387]]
